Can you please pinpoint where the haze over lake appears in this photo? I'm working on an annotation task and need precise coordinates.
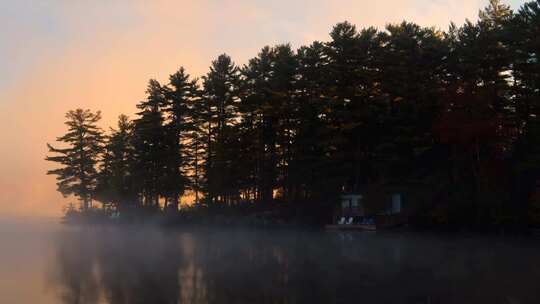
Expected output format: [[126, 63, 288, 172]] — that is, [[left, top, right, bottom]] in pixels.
[[3, 1, 540, 304], [1, 219, 539, 304]]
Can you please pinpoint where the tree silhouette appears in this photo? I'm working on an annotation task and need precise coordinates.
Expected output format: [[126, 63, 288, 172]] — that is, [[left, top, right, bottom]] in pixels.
[[46, 109, 104, 211], [132, 80, 168, 208], [45, 0, 540, 226], [201, 54, 241, 205], [95, 114, 135, 212], [161, 67, 199, 210]]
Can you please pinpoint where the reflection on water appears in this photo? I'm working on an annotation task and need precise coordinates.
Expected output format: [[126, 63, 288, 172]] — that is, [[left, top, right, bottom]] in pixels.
[[48, 226, 540, 304], [1, 220, 540, 304]]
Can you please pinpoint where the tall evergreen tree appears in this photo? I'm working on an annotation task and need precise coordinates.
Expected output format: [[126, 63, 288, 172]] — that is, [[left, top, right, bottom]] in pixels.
[[511, 0, 540, 150], [132, 80, 168, 208], [94, 115, 135, 212], [267, 44, 299, 202], [378, 22, 447, 179], [241, 46, 276, 204], [510, 0, 540, 218], [46, 109, 104, 211], [185, 92, 207, 205], [161, 67, 199, 209], [325, 22, 385, 190], [201, 54, 241, 204], [292, 41, 337, 202]]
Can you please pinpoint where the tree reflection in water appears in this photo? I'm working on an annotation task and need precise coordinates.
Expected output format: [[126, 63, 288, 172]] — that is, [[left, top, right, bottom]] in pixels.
[[49, 227, 540, 304]]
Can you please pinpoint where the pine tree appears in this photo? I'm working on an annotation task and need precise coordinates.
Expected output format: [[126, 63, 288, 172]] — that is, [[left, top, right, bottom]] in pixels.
[[479, 0, 513, 28], [161, 67, 199, 209], [241, 46, 275, 204], [201, 54, 241, 204], [46, 109, 104, 211], [512, 0, 540, 140], [132, 80, 167, 208], [293, 41, 337, 202], [267, 44, 299, 202], [239, 44, 301, 204], [184, 88, 207, 205], [378, 22, 447, 180], [94, 115, 135, 212], [325, 22, 385, 190], [511, 0, 540, 196]]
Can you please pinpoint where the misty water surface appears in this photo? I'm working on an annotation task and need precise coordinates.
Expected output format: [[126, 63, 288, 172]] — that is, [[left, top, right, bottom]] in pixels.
[[1, 219, 540, 304]]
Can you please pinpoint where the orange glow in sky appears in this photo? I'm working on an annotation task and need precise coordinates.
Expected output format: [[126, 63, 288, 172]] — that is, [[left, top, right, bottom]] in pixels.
[[0, 0, 525, 217]]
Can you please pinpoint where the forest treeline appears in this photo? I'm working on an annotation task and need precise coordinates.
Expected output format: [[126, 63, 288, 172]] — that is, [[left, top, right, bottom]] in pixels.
[[46, 0, 540, 226]]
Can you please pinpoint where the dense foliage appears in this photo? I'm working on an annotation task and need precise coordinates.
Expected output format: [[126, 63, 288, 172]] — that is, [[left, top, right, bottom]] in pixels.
[[46, 0, 540, 226]]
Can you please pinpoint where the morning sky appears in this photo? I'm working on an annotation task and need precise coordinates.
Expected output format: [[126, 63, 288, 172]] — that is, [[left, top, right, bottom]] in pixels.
[[0, 0, 526, 217]]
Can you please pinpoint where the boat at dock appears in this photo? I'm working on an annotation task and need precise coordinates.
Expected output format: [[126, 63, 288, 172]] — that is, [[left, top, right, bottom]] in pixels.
[[326, 192, 406, 231], [325, 223, 377, 231]]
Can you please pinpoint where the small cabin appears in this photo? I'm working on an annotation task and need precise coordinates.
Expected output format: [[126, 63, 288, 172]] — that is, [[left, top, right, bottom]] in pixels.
[[332, 190, 406, 227], [340, 194, 365, 216], [338, 192, 403, 216]]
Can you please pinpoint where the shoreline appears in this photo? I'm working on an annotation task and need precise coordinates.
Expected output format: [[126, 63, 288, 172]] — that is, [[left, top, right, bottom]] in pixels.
[[59, 213, 540, 238]]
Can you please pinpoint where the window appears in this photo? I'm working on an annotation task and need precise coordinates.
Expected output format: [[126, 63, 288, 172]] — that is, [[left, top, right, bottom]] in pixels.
[[391, 194, 401, 214]]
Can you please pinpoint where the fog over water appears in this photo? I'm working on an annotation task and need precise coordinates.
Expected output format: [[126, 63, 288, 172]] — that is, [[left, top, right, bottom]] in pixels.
[[1, 219, 540, 304]]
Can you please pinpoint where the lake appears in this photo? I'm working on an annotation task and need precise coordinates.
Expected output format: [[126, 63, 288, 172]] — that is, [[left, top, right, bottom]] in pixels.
[[1, 218, 540, 304]]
